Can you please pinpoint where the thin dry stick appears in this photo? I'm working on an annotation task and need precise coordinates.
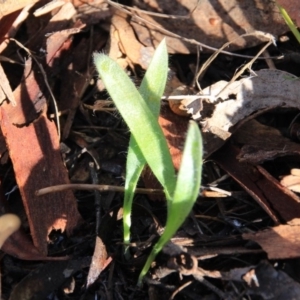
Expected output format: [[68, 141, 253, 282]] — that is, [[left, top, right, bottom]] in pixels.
[[207, 186, 232, 196], [106, 0, 282, 60], [36, 184, 228, 198], [200, 190, 228, 198], [134, 15, 279, 60], [107, 0, 199, 19], [0, 56, 22, 64], [215, 39, 273, 98], [195, 31, 275, 90], [191, 44, 201, 88], [170, 281, 193, 300], [162, 95, 209, 101], [36, 184, 164, 196], [262, 49, 276, 69]]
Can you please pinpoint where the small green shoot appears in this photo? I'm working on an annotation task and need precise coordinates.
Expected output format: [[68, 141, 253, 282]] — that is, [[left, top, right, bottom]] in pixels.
[[94, 43, 176, 198], [277, 4, 300, 44], [94, 40, 202, 284], [137, 121, 202, 284], [123, 41, 171, 255]]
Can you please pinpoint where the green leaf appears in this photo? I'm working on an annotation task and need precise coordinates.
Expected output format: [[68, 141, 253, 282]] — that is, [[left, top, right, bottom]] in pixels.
[[93, 43, 176, 198], [138, 121, 202, 285], [123, 40, 170, 250]]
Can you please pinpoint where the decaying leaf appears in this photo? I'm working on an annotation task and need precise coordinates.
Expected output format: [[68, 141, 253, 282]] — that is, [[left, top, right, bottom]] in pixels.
[[1, 109, 82, 254], [243, 219, 300, 259], [0, 10, 22, 45], [130, 0, 288, 53], [110, 10, 155, 69], [212, 144, 300, 223], [87, 236, 112, 287], [223, 261, 300, 300], [58, 30, 106, 141], [33, 0, 65, 17], [9, 257, 91, 300], [2, 228, 69, 261], [0, 180, 68, 261], [74, 0, 111, 27], [0, 0, 38, 18], [280, 169, 300, 193], [233, 119, 300, 164]]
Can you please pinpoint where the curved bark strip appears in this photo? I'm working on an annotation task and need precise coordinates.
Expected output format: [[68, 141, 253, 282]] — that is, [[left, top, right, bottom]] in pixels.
[[189, 69, 300, 157], [0, 3, 82, 255]]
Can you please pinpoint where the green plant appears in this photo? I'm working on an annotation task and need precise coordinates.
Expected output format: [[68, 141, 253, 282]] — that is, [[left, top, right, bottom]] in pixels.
[[94, 40, 203, 285], [277, 4, 300, 44]]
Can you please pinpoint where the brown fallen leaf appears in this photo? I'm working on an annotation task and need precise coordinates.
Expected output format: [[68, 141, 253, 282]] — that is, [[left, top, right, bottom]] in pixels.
[[0, 5, 34, 55], [233, 119, 300, 164], [0, 10, 21, 44], [0, 0, 38, 18], [110, 10, 155, 69], [129, 0, 288, 53], [0, 180, 68, 261], [1, 111, 82, 254], [5, 4, 80, 126], [280, 168, 300, 193], [243, 219, 300, 259], [212, 144, 300, 223], [9, 257, 91, 300], [33, 0, 65, 17], [74, 0, 111, 26], [87, 236, 112, 287], [223, 261, 300, 300], [2, 228, 69, 261], [158, 104, 189, 171], [59, 29, 106, 140]]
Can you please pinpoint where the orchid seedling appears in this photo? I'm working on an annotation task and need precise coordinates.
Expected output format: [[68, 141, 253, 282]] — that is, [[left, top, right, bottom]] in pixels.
[[94, 40, 202, 284]]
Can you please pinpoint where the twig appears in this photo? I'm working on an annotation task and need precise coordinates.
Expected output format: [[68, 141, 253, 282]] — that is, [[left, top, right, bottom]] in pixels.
[[215, 39, 274, 98], [195, 31, 275, 90], [36, 184, 164, 196], [262, 49, 276, 69], [36, 183, 230, 198], [169, 281, 192, 300], [107, 0, 194, 19]]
